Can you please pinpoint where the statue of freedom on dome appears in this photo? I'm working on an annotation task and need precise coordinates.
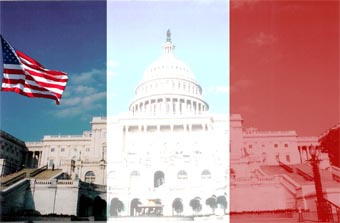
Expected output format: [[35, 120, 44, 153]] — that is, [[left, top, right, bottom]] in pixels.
[[166, 29, 171, 42]]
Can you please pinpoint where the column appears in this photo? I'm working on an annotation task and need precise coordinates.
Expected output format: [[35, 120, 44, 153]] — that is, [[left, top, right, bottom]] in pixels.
[[39, 151, 42, 167], [163, 98, 166, 114], [178, 99, 181, 114], [148, 101, 151, 114], [189, 100, 192, 113], [34, 151, 38, 168], [157, 100, 161, 114], [188, 124, 192, 132], [186, 100, 189, 114], [29, 152, 34, 168], [298, 146, 302, 163], [169, 98, 173, 114]]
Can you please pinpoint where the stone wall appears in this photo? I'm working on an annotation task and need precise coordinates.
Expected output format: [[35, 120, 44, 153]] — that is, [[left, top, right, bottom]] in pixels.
[[30, 179, 79, 215]]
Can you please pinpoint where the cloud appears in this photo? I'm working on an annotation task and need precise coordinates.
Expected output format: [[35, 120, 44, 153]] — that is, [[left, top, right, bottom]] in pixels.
[[248, 32, 277, 46], [72, 85, 98, 95], [107, 59, 120, 79], [72, 69, 103, 84], [55, 68, 106, 118], [57, 92, 106, 117], [230, 79, 253, 94], [208, 85, 229, 94]]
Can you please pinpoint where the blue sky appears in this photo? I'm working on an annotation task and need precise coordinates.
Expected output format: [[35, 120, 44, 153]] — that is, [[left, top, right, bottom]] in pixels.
[[0, 1, 106, 141], [107, 1, 229, 116]]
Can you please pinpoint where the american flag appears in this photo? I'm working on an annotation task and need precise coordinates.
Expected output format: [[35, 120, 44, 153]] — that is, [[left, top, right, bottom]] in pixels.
[[1, 35, 68, 105]]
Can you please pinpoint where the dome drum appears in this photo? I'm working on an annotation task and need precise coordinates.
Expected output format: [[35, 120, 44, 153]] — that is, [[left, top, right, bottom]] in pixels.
[[134, 78, 203, 101], [129, 96, 208, 116]]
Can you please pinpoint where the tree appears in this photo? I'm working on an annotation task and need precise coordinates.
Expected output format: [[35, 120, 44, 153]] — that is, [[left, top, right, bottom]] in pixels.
[[110, 198, 124, 217], [205, 195, 217, 215], [217, 195, 227, 215], [189, 197, 202, 216], [172, 198, 183, 216], [319, 127, 340, 167]]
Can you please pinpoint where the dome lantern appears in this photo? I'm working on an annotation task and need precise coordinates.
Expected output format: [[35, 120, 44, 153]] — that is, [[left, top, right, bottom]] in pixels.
[[163, 29, 175, 55]]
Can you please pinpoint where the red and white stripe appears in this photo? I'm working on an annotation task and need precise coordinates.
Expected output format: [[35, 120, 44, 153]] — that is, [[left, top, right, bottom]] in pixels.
[[1, 50, 68, 105]]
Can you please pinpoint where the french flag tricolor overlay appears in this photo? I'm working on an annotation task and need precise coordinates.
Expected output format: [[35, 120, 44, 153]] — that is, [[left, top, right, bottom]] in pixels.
[[0, 35, 68, 105]]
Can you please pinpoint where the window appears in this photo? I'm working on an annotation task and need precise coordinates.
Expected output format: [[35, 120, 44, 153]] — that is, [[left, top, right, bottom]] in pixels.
[[73, 148, 77, 152], [177, 170, 188, 179], [248, 145, 253, 149], [284, 144, 288, 148], [274, 144, 278, 148], [130, 170, 140, 177], [86, 148, 90, 152], [84, 171, 95, 183], [154, 171, 165, 187], [286, 155, 290, 163], [201, 169, 211, 179], [61, 148, 65, 152], [51, 148, 55, 152]]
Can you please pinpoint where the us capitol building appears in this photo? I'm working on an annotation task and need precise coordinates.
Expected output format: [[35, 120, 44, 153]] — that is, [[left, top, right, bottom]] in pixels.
[[25, 30, 323, 216]]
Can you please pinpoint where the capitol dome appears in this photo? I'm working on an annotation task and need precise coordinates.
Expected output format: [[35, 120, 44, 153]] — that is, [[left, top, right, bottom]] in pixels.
[[129, 30, 209, 116]]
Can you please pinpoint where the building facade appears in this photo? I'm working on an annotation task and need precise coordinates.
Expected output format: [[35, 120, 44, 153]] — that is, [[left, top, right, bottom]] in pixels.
[[26, 117, 107, 185], [0, 130, 30, 176]]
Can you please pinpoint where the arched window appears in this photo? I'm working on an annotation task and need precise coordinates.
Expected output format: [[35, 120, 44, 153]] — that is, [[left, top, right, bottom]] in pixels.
[[85, 171, 95, 183], [177, 170, 188, 179], [130, 170, 140, 177], [201, 169, 211, 179], [154, 171, 165, 187]]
